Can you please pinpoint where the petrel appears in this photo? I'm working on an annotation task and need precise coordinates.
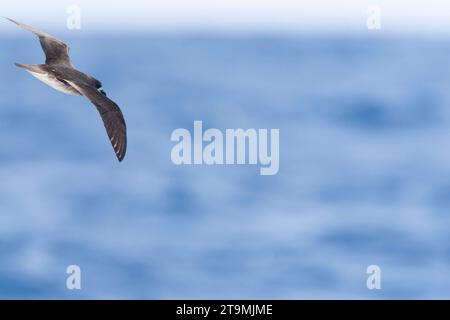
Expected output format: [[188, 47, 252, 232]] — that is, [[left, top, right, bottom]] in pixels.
[[6, 17, 127, 161]]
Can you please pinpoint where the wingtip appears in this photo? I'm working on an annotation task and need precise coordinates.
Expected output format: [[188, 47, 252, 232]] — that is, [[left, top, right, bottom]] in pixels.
[[4, 17, 18, 24], [116, 149, 126, 162]]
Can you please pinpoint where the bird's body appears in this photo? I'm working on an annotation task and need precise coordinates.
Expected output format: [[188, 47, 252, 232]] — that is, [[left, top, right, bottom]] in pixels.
[[15, 63, 82, 95], [6, 17, 127, 161]]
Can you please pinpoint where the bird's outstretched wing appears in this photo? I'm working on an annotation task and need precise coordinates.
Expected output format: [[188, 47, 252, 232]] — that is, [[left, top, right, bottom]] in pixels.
[[66, 80, 127, 162], [5, 17, 73, 67]]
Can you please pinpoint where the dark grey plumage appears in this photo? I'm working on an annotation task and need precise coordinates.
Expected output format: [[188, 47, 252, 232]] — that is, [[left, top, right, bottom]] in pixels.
[[6, 17, 127, 162]]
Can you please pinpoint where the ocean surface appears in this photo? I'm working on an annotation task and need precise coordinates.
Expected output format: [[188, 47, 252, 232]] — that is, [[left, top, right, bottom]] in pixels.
[[1, 34, 450, 299]]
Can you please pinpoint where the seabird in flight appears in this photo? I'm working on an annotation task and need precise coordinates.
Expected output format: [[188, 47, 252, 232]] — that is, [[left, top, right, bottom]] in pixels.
[[5, 17, 127, 161]]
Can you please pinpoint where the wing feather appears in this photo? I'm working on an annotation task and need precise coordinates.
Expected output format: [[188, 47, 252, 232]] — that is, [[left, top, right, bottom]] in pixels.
[[5, 17, 73, 67], [66, 81, 127, 162]]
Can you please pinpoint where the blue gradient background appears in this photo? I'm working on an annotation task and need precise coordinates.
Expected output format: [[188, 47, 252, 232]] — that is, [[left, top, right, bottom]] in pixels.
[[2, 31, 450, 298]]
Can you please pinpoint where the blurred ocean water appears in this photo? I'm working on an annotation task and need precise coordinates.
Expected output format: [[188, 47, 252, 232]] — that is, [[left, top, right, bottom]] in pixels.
[[1, 35, 450, 298]]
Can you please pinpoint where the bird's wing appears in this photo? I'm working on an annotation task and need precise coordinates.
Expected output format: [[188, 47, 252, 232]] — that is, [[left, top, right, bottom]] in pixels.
[[5, 17, 73, 67], [65, 80, 127, 162]]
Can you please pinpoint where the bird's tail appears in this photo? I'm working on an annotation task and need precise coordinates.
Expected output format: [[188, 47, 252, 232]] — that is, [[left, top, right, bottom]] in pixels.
[[14, 63, 46, 74], [14, 62, 29, 69]]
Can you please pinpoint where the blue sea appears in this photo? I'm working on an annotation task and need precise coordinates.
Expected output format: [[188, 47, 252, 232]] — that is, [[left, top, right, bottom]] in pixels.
[[1, 34, 450, 299]]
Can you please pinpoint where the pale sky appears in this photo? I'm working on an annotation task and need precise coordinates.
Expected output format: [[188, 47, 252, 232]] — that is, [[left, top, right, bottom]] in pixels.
[[1, 0, 450, 35]]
